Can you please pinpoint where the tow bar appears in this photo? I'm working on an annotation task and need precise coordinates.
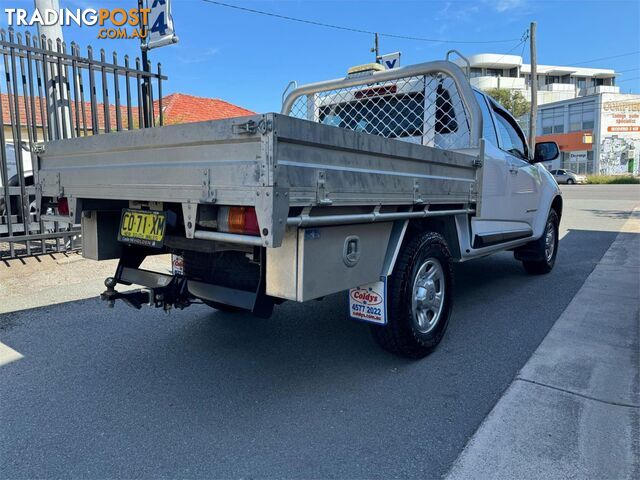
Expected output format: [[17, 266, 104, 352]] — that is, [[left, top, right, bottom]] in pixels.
[[100, 253, 274, 317], [100, 273, 192, 311]]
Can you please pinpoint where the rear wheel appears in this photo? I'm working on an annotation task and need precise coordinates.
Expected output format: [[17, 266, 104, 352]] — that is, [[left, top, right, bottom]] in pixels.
[[370, 232, 454, 359]]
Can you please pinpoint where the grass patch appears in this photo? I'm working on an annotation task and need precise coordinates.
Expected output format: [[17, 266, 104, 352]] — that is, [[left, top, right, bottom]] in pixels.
[[586, 175, 640, 184]]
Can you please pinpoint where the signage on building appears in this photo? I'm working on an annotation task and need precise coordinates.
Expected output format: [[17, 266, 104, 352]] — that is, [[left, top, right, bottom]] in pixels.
[[608, 126, 640, 133], [569, 151, 588, 162], [599, 94, 640, 175], [145, 0, 178, 50]]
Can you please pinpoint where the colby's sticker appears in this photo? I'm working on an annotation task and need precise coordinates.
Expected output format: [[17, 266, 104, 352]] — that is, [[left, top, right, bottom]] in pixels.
[[349, 279, 387, 325]]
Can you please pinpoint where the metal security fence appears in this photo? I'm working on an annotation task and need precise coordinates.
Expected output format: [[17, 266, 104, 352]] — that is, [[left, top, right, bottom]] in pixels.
[[284, 70, 473, 151], [0, 27, 166, 259]]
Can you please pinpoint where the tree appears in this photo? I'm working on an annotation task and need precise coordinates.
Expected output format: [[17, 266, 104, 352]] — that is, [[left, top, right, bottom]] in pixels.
[[485, 88, 531, 118]]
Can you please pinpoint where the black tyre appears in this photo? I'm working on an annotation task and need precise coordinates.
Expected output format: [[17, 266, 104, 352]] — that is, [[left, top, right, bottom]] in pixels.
[[566, 178, 574, 185], [521, 209, 559, 275], [370, 232, 454, 359], [183, 251, 259, 312]]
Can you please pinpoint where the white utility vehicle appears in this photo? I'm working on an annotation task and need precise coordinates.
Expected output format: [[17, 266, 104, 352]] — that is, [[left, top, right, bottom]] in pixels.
[[36, 59, 561, 358]]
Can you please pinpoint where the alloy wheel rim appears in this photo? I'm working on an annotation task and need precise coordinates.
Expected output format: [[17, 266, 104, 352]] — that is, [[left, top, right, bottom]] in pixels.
[[545, 220, 555, 262], [411, 258, 445, 334]]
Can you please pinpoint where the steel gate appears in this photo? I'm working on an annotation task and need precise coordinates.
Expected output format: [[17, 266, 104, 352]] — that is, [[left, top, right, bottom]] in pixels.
[[0, 27, 166, 259]]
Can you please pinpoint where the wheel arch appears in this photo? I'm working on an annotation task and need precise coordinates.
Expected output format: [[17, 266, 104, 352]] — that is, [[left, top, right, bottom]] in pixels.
[[551, 194, 563, 219], [381, 216, 461, 277]]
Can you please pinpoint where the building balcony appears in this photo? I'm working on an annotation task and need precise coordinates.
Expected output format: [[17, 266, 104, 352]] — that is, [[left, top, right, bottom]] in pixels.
[[470, 76, 526, 90], [586, 85, 620, 94], [544, 83, 575, 92]]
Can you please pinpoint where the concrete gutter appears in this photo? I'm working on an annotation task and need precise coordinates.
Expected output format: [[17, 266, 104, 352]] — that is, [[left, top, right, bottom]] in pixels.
[[446, 209, 640, 480]]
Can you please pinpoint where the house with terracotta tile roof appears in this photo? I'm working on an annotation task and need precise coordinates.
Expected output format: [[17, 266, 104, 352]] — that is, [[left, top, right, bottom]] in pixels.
[[155, 93, 255, 125], [1, 92, 254, 141]]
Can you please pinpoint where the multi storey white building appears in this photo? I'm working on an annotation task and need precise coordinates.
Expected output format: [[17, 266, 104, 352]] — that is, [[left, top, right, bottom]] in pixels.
[[452, 54, 637, 176], [457, 53, 619, 105]]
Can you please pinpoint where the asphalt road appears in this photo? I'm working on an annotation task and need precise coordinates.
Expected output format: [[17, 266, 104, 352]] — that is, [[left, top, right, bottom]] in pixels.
[[1, 185, 638, 479]]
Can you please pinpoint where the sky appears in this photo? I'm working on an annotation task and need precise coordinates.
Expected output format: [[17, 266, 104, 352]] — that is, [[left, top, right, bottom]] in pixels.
[[2, 0, 640, 113]]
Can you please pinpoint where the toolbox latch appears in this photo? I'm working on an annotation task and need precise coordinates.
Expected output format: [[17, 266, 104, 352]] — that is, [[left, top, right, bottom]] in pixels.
[[232, 118, 273, 135], [343, 236, 361, 267]]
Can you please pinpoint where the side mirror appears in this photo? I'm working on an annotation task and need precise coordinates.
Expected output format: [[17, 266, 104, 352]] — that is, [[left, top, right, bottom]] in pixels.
[[532, 141, 559, 163]]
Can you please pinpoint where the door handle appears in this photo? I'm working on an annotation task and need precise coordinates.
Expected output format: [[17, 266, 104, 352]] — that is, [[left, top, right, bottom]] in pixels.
[[509, 167, 519, 174]]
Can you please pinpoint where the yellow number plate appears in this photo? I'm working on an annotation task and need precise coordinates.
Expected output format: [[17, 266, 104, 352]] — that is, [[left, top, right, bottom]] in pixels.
[[118, 209, 167, 248]]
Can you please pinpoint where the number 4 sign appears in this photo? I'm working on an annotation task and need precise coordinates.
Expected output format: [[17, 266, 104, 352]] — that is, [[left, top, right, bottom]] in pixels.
[[145, 0, 179, 50]]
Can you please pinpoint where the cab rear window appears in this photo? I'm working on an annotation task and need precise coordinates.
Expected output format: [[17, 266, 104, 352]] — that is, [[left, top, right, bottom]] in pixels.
[[319, 88, 461, 140]]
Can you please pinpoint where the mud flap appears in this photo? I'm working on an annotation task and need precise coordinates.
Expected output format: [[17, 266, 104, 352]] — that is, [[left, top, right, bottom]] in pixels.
[[348, 277, 387, 325]]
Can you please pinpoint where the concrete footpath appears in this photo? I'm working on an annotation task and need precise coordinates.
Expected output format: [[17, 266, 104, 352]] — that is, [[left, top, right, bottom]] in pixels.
[[0, 253, 171, 314], [446, 210, 640, 479]]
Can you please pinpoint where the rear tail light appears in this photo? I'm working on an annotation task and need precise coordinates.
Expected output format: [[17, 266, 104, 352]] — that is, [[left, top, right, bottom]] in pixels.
[[217, 206, 259, 236], [57, 197, 69, 216]]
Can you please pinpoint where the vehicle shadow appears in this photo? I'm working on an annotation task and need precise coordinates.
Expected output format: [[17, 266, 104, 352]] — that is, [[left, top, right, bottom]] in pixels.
[[111, 228, 619, 386]]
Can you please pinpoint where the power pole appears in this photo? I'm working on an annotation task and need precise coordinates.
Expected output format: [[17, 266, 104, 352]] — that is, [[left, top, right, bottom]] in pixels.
[[34, 0, 62, 44], [138, 0, 151, 128], [35, 0, 71, 140], [528, 21, 537, 153], [371, 32, 380, 63]]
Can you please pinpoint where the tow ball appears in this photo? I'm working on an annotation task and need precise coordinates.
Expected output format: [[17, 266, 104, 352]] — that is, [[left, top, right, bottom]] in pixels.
[[100, 274, 192, 311]]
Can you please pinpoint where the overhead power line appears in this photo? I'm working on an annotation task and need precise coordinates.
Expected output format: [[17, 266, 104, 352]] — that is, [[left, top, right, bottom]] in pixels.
[[519, 37, 527, 60], [615, 67, 640, 74], [200, 0, 522, 44], [617, 76, 640, 83], [488, 30, 530, 67], [569, 50, 640, 67]]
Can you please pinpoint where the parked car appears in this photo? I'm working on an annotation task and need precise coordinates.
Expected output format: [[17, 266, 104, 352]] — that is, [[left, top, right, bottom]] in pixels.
[[0, 141, 33, 187], [549, 169, 586, 185]]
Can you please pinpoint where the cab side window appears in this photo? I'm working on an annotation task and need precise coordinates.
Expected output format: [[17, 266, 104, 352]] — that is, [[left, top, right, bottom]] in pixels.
[[473, 91, 498, 145], [491, 106, 528, 160]]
